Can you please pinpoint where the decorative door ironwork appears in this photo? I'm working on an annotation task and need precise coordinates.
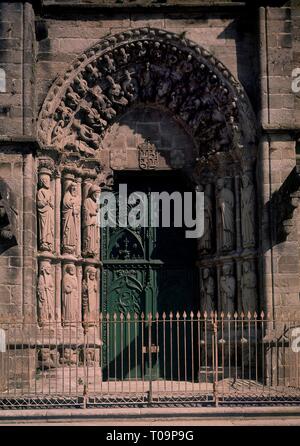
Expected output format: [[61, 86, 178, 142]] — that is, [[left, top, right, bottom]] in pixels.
[[101, 173, 198, 380]]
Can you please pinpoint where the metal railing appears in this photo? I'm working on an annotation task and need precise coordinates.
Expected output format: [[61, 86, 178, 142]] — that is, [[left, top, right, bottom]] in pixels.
[[0, 312, 300, 408]]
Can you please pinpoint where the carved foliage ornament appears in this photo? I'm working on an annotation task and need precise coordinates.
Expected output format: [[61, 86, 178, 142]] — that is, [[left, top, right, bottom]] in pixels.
[[37, 28, 256, 162]]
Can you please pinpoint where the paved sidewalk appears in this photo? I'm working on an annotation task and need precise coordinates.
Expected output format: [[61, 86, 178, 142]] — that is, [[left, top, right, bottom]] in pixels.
[[0, 406, 300, 425]]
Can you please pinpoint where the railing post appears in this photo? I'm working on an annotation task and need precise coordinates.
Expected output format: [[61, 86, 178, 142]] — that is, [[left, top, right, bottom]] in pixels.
[[213, 313, 219, 407]]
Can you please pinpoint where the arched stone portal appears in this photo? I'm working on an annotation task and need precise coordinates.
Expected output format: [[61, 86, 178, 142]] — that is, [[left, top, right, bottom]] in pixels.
[[36, 27, 258, 339]]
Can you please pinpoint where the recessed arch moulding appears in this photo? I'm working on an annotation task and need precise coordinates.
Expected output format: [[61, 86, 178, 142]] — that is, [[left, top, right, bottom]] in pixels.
[[35, 28, 259, 333]]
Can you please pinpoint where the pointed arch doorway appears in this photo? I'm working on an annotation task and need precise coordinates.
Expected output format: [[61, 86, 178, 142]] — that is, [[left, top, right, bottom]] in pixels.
[[101, 170, 198, 380]]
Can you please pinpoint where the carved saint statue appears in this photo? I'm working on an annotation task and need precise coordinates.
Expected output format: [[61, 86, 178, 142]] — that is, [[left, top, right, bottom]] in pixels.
[[220, 264, 236, 314], [241, 261, 257, 314], [82, 266, 98, 324], [83, 184, 100, 257], [62, 182, 80, 255], [217, 178, 235, 252], [62, 264, 79, 324], [197, 184, 213, 253], [200, 268, 215, 314], [241, 174, 256, 249], [37, 260, 55, 324], [37, 174, 54, 252]]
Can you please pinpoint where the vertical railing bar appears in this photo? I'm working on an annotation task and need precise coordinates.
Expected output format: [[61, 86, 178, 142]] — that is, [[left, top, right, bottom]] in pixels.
[[204, 315, 208, 393], [156, 313, 159, 393], [177, 313, 180, 392], [114, 314, 117, 393], [163, 313, 166, 392], [100, 314, 103, 397], [93, 322, 96, 397], [34, 321, 37, 396], [107, 314, 110, 395], [191, 313, 194, 392], [62, 322, 65, 396], [141, 313, 145, 396], [76, 320, 79, 398], [261, 315, 265, 393], [248, 315, 252, 390], [41, 323, 44, 396], [121, 314, 124, 394], [128, 313, 131, 392], [254, 314, 258, 391], [6, 324, 10, 395], [234, 315, 238, 384], [170, 313, 173, 393], [241, 315, 245, 394], [228, 315, 231, 393], [48, 320, 51, 396], [221, 314, 224, 398], [134, 314, 138, 397], [20, 322, 24, 396], [28, 323, 31, 396], [148, 313, 152, 404], [55, 319, 58, 395], [183, 313, 187, 392], [197, 313, 201, 394]]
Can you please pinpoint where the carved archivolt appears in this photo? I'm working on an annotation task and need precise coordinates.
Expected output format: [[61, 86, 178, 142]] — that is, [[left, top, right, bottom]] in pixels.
[[37, 28, 257, 167]]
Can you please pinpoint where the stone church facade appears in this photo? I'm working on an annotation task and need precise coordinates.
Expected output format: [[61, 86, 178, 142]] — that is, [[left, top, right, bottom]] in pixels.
[[0, 0, 300, 390]]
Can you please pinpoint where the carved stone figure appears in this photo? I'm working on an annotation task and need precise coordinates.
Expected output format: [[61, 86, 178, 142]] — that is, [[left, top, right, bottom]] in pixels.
[[38, 348, 60, 369], [140, 62, 155, 101], [0, 198, 16, 253], [59, 348, 77, 366], [84, 348, 96, 366], [83, 185, 100, 257], [37, 260, 55, 325], [220, 264, 236, 314], [62, 264, 79, 324], [241, 261, 257, 314], [106, 75, 128, 107], [122, 70, 139, 102], [241, 173, 256, 249], [37, 174, 54, 252], [82, 266, 98, 323], [62, 182, 80, 255], [200, 268, 215, 314], [217, 178, 235, 252], [197, 184, 213, 253]]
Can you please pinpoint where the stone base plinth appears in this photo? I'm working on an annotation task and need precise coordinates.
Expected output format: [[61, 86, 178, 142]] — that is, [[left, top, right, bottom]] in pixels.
[[35, 366, 102, 394]]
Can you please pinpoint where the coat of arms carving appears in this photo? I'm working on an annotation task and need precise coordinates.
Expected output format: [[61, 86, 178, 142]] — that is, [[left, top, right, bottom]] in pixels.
[[138, 140, 158, 170]]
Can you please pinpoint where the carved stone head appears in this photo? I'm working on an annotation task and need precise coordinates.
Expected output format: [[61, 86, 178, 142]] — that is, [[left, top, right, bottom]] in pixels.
[[86, 266, 96, 281], [223, 263, 232, 276], [39, 174, 51, 189], [66, 264, 76, 276], [243, 261, 250, 273], [40, 260, 52, 275], [203, 268, 210, 280], [69, 182, 77, 197]]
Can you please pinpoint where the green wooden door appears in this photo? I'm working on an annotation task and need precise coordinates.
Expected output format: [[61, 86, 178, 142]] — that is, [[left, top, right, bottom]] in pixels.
[[101, 173, 198, 380]]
